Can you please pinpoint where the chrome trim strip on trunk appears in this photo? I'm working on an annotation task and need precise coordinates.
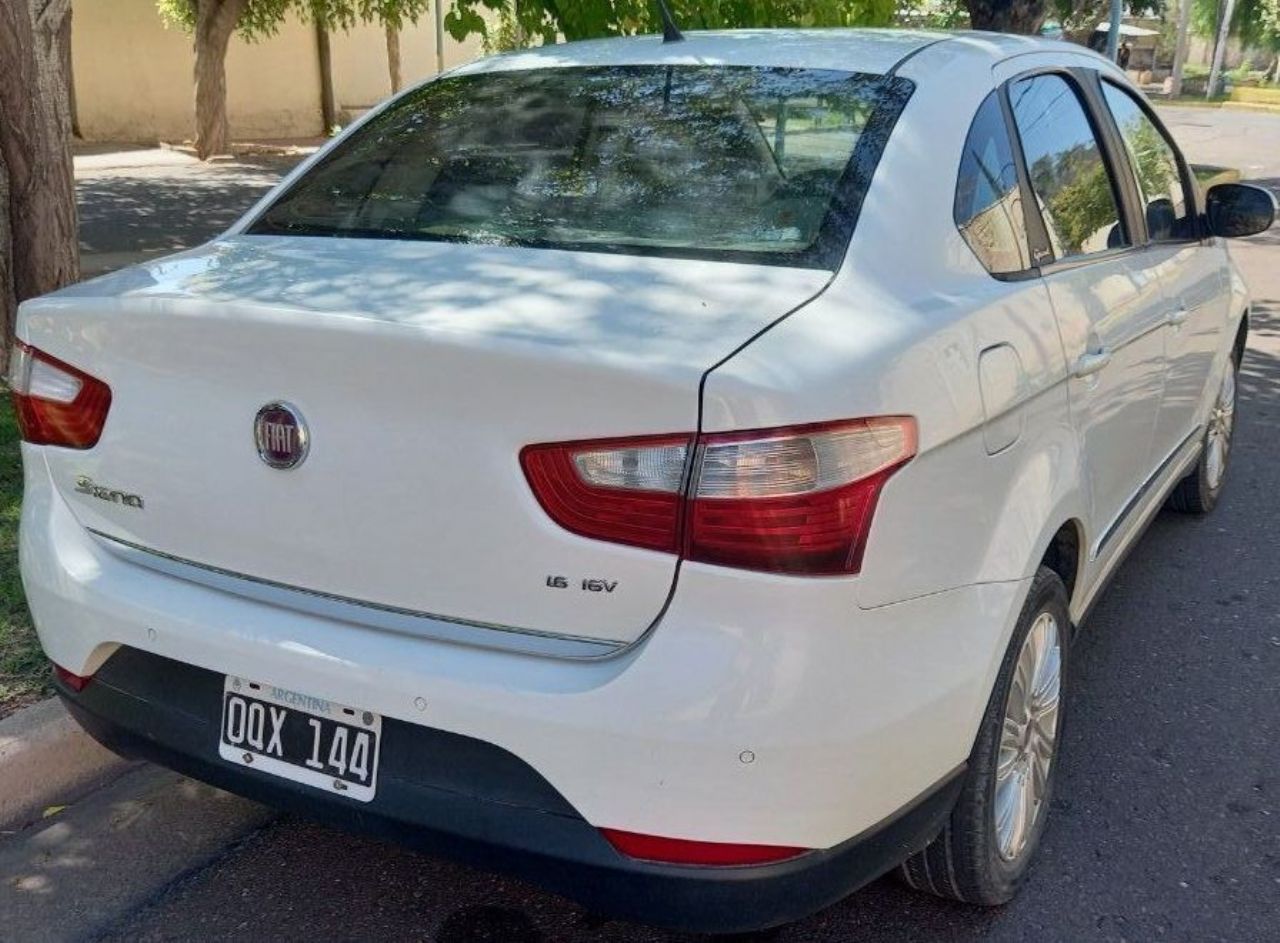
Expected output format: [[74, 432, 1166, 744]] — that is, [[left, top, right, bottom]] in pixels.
[[89, 531, 624, 660]]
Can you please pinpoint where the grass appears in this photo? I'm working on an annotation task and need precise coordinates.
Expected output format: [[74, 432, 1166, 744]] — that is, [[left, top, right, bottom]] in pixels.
[[0, 395, 46, 718], [1158, 94, 1280, 115], [1191, 164, 1243, 189]]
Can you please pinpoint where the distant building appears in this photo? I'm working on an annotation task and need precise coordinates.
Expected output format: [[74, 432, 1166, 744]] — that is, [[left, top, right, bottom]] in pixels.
[[71, 0, 487, 142]]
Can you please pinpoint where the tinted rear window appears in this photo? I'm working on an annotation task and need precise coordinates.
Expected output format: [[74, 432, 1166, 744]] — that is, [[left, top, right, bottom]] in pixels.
[[248, 66, 913, 268]]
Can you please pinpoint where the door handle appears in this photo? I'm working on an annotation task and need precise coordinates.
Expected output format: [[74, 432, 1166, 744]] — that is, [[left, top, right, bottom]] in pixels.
[[1072, 349, 1113, 379], [1166, 306, 1189, 327]]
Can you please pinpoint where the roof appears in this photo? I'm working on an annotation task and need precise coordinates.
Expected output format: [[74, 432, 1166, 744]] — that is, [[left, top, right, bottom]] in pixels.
[[451, 28, 1096, 79], [452, 29, 944, 78]]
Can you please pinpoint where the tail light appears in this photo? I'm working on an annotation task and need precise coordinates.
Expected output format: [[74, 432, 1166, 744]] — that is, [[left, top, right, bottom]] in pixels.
[[521, 417, 915, 576], [520, 434, 689, 553], [52, 662, 94, 692], [600, 827, 809, 866], [8, 341, 112, 448]]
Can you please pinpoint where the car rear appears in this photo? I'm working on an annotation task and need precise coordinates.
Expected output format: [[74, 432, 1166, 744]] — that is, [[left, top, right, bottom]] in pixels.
[[14, 32, 1010, 931]]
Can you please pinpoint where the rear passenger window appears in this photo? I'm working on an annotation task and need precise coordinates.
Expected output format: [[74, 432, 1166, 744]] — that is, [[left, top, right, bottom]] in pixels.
[[954, 92, 1031, 274], [1100, 82, 1196, 242], [1009, 74, 1128, 260]]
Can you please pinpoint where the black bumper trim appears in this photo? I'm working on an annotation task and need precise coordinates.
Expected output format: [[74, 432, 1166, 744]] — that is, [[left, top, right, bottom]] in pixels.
[[60, 647, 964, 933]]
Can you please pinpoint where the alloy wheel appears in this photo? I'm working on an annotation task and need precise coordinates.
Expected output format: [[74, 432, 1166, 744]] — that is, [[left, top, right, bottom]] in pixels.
[[1205, 364, 1236, 493], [993, 611, 1062, 862]]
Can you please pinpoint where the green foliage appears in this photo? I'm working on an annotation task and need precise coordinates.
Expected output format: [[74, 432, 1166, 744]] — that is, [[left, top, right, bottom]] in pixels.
[[1026, 141, 1121, 254], [892, 0, 1165, 35], [1052, 0, 1163, 33], [1192, 0, 1280, 53], [1042, 160, 1116, 253], [444, 0, 897, 47], [895, 0, 969, 28], [1262, 0, 1280, 54], [1227, 61, 1253, 81], [156, 0, 432, 42], [1125, 121, 1176, 206], [481, 5, 528, 51]]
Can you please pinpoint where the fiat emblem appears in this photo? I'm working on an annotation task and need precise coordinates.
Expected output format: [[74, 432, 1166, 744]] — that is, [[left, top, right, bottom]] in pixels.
[[254, 402, 309, 469]]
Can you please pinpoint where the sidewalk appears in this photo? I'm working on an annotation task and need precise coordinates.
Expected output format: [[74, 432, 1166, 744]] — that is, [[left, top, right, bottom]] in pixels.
[[1, 765, 271, 943]]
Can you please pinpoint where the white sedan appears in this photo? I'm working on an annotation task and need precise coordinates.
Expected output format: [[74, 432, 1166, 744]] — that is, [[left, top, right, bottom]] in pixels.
[[12, 28, 1275, 932]]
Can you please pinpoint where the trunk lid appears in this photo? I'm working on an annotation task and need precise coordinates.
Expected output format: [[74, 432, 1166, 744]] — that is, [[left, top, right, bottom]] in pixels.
[[24, 236, 830, 645]]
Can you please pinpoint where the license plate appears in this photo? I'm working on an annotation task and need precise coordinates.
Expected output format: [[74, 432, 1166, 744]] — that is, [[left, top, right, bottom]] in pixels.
[[218, 676, 381, 802]]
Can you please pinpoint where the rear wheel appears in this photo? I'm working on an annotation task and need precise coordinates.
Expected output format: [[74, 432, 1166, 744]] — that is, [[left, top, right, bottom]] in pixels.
[[900, 567, 1067, 904], [1169, 351, 1237, 514]]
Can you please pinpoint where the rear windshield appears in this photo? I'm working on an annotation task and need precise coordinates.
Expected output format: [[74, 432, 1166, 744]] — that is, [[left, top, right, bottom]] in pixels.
[[247, 65, 912, 268]]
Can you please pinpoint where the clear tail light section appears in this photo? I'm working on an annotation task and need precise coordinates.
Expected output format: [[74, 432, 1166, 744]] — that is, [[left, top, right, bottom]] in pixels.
[[688, 418, 916, 574], [520, 434, 691, 553], [521, 417, 915, 576], [8, 341, 112, 448]]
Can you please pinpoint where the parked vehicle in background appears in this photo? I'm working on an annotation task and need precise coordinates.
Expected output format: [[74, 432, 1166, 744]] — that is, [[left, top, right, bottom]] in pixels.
[[12, 29, 1275, 932]]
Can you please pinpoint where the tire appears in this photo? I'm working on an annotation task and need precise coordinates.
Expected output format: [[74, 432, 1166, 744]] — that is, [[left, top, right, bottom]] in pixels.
[[900, 566, 1069, 905], [1168, 350, 1238, 514]]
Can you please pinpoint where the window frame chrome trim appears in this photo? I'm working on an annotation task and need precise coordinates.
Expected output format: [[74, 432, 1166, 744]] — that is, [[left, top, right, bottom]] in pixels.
[[1001, 66, 1141, 270], [1090, 74, 1206, 248]]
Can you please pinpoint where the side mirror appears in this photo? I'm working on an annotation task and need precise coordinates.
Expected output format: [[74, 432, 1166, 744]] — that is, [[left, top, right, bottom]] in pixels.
[[1205, 182, 1277, 238]]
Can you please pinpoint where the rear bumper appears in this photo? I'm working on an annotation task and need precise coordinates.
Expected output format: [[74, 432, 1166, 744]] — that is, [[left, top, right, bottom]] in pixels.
[[60, 647, 962, 933], [22, 440, 1027, 853]]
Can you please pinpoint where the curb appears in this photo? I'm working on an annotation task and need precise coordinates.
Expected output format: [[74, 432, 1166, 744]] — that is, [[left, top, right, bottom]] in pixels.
[[0, 696, 134, 831], [1155, 98, 1280, 115]]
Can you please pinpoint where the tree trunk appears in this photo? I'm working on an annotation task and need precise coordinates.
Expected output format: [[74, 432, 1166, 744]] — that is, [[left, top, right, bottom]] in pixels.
[[434, 0, 445, 73], [1170, 0, 1194, 97], [0, 0, 79, 357], [193, 0, 247, 160], [58, 4, 79, 138], [385, 24, 403, 94], [315, 24, 337, 132], [1206, 0, 1238, 99], [1104, 0, 1122, 62], [965, 0, 1048, 34]]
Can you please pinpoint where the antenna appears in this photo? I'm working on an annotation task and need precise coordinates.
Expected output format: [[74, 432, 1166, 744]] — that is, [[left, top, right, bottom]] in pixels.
[[655, 0, 684, 43]]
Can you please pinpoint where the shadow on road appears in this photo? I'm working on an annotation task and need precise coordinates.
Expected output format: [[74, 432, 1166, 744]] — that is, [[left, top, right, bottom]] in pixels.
[[1240, 299, 1280, 426], [76, 155, 303, 264]]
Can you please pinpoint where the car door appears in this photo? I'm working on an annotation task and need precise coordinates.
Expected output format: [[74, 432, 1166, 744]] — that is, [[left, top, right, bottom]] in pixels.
[[1005, 70, 1169, 557], [1095, 78, 1228, 466]]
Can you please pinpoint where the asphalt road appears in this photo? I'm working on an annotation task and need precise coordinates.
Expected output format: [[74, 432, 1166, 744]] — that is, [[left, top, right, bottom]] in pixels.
[[24, 107, 1280, 942], [74, 147, 307, 277]]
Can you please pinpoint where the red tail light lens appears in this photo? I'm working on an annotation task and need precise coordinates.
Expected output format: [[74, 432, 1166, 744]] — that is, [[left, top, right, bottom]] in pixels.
[[520, 434, 690, 553], [8, 341, 112, 448], [53, 663, 94, 692], [521, 417, 915, 575], [687, 418, 916, 575], [600, 827, 809, 866]]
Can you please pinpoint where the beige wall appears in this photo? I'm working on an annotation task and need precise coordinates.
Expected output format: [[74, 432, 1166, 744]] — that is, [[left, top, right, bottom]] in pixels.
[[72, 0, 487, 143], [329, 20, 485, 111]]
